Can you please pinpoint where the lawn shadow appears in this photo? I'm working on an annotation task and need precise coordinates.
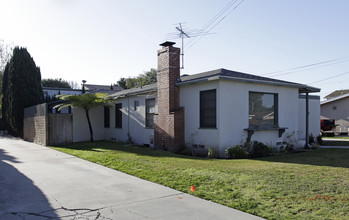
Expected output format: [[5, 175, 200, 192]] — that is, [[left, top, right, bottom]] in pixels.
[[255, 148, 349, 169], [56, 142, 349, 169], [0, 148, 59, 219], [56, 141, 210, 161]]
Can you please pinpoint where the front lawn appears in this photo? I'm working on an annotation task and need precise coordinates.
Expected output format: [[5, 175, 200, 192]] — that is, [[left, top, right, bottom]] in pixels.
[[52, 142, 349, 220], [323, 136, 349, 139]]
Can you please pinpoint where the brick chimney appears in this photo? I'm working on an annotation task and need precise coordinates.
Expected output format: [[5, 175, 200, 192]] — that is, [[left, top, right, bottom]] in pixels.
[[154, 42, 184, 152]]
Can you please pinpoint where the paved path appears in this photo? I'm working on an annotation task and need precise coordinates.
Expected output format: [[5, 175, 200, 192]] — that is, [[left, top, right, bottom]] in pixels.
[[0, 136, 263, 220], [320, 146, 349, 149], [321, 138, 349, 148]]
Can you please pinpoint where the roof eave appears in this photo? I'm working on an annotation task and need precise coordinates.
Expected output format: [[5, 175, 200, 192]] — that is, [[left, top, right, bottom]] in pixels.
[[299, 86, 321, 93], [177, 75, 321, 93], [110, 87, 157, 98], [176, 75, 220, 86]]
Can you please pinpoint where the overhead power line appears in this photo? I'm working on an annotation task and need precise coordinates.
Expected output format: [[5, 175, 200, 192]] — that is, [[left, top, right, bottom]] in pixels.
[[262, 57, 349, 77], [164, 0, 246, 69], [308, 71, 349, 85], [185, 0, 246, 49]]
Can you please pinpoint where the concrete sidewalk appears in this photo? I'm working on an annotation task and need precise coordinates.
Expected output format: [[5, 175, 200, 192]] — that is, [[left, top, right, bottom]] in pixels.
[[320, 146, 349, 149], [0, 136, 263, 220]]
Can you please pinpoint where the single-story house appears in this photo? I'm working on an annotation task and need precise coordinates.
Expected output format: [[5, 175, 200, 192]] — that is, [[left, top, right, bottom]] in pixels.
[[324, 89, 349, 100], [70, 41, 320, 157], [84, 84, 123, 94], [43, 84, 122, 113], [43, 87, 82, 98], [321, 92, 349, 132]]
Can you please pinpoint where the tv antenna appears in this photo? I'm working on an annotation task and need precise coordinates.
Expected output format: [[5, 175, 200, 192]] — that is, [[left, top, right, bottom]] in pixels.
[[165, 23, 212, 69]]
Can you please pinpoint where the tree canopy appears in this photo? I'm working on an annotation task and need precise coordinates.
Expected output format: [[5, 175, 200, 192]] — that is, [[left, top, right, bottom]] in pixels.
[[0, 39, 14, 72], [42, 78, 72, 88], [54, 93, 114, 142], [0, 40, 14, 118], [117, 68, 157, 89], [1, 47, 43, 136]]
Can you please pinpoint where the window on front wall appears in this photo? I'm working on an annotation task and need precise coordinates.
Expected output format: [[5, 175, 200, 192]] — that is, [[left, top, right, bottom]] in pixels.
[[104, 106, 110, 128], [134, 100, 139, 111], [115, 103, 122, 128], [200, 89, 216, 128], [249, 92, 278, 128], [146, 98, 155, 128]]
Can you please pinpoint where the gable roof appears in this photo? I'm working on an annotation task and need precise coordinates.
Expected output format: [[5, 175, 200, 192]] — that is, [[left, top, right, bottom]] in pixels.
[[324, 89, 349, 100], [321, 92, 349, 105], [177, 68, 320, 93], [109, 68, 321, 98]]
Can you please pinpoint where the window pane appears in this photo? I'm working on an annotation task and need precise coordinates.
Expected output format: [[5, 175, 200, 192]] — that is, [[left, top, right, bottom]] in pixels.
[[104, 106, 110, 128], [134, 100, 139, 111], [200, 89, 216, 128], [146, 98, 155, 128], [115, 103, 122, 128], [249, 92, 277, 128]]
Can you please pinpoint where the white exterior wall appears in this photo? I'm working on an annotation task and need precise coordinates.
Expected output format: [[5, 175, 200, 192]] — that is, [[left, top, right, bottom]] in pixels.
[[73, 106, 104, 142], [104, 93, 156, 146], [72, 93, 156, 145], [298, 96, 321, 140], [179, 81, 220, 152], [180, 79, 301, 157], [219, 80, 300, 156]]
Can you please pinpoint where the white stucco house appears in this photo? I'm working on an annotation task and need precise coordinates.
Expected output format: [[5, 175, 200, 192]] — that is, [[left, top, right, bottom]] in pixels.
[[70, 42, 320, 157]]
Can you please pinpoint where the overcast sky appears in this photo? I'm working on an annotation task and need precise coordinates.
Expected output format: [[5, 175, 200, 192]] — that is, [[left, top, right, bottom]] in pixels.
[[1, 0, 348, 99]]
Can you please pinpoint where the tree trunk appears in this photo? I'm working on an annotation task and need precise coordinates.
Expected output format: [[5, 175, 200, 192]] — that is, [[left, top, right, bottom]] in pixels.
[[84, 108, 93, 142]]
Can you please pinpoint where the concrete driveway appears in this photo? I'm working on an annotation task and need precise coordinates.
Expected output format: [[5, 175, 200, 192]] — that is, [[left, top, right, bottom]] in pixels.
[[0, 136, 263, 220]]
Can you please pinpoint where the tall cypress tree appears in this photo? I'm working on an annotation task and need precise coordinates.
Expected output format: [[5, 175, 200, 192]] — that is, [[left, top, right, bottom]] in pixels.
[[1, 63, 9, 124], [2, 47, 43, 136]]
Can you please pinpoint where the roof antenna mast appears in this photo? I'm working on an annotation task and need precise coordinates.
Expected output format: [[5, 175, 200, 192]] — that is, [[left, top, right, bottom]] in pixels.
[[176, 23, 190, 69], [166, 23, 212, 70]]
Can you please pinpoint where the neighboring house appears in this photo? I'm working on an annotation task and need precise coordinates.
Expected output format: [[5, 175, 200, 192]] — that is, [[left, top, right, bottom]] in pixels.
[[43, 85, 122, 113], [43, 87, 82, 99], [84, 84, 123, 94], [321, 92, 349, 132], [43, 87, 83, 114], [324, 89, 349, 100], [71, 42, 320, 157]]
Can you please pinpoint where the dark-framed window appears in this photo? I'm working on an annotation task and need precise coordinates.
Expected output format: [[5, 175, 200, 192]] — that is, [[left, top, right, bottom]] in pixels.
[[134, 100, 139, 111], [104, 106, 110, 128], [115, 103, 122, 128], [200, 89, 216, 128], [146, 98, 155, 128], [249, 92, 278, 128]]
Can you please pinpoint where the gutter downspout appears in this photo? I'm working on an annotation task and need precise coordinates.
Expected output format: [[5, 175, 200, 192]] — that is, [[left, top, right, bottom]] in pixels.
[[305, 92, 309, 148]]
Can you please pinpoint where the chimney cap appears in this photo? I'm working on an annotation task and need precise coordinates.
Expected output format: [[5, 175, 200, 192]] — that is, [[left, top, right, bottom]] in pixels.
[[160, 41, 176, 47]]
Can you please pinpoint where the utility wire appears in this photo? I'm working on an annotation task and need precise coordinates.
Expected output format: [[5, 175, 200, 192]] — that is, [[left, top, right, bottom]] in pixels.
[[308, 71, 349, 85], [167, 0, 245, 68], [187, 0, 245, 49], [185, 0, 245, 49], [186, 0, 238, 44], [262, 57, 349, 77]]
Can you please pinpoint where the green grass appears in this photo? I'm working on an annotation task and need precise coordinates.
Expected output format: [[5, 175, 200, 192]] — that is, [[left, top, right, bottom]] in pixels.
[[323, 136, 349, 139], [51, 142, 349, 220]]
